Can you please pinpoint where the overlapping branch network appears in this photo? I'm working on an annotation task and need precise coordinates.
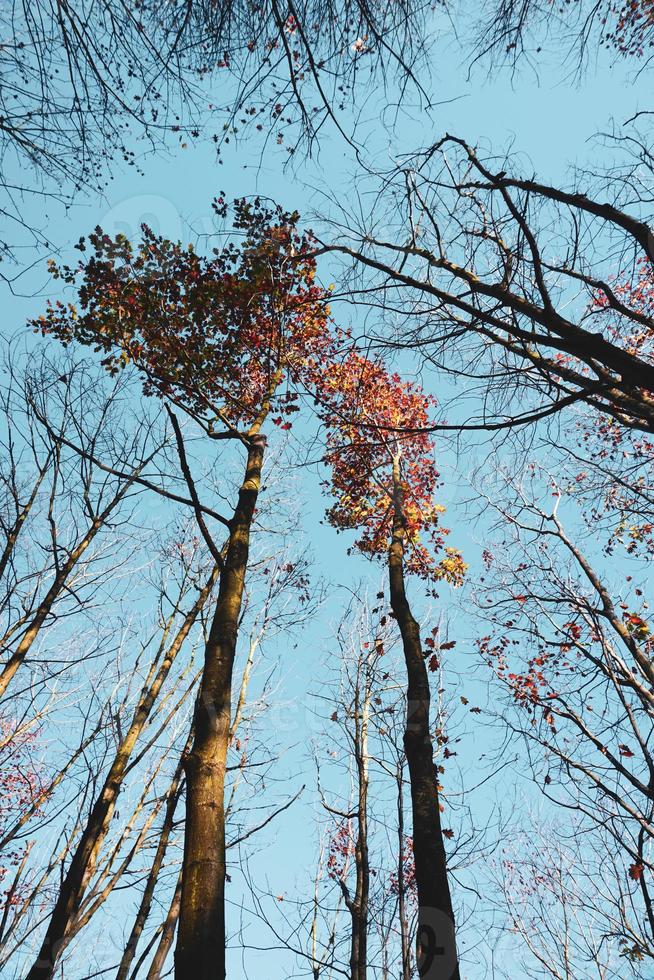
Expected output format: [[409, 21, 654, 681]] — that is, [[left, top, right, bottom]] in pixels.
[[321, 135, 654, 434]]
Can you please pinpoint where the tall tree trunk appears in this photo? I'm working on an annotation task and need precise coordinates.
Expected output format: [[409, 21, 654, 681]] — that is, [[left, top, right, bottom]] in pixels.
[[396, 761, 412, 980], [25, 567, 218, 980], [388, 458, 460, 980], [175, 435, 266, 980], [348, 670, 369, 980]]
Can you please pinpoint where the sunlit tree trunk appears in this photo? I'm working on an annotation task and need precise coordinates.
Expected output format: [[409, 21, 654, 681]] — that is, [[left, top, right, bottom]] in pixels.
[[175, 435, 266, 979], [0, 491, 128, 699], [147, 868, 183, 979], [115, 741, 188, 980], [24, 566, 219, 980]]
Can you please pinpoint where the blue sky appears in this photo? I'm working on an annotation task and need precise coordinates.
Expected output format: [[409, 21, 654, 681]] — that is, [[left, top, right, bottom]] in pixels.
[[4, 20, 650, 978]]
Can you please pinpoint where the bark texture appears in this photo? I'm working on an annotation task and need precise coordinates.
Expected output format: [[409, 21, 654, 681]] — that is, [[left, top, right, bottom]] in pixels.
[[174, 435, 265, 979], [396, 762, 412, 980], [388, 458, 460, 980]]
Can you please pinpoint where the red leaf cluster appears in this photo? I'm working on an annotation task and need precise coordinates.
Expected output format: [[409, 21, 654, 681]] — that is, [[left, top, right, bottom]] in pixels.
[[315, 348, 466, 583], [326, 821, 355, 881], [34, 200, 331, 432], [0, 718, 44, 898], [34, 199, 465, 591]]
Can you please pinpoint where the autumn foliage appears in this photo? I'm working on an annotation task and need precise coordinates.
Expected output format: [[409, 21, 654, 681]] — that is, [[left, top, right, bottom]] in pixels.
[[604, 0, 654, 55], [317, 348, 465, 583], [327, 821, 356, 881], [34, 199, 331, 433], [0, 719, 43, 898], [31, 198, 468, 978], [35, 199, 465, 586]]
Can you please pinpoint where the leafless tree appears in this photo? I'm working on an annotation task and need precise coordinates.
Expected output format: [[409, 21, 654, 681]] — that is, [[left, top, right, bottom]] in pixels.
[[490, 814, 648, 978], [319, 134, 654, 435], [471, 458, 654, 964], [0, 345, 173, 702], [24, 547, 220, 978], [469, 0, 654, 74], [0, 0, 430, 267], [243, 592, 491, 979]]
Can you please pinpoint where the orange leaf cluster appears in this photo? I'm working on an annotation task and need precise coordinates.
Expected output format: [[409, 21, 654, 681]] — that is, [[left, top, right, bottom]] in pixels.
[[316, 348, 465, 583], [34, 198, 464, 588], [34, 199, 331, 432]]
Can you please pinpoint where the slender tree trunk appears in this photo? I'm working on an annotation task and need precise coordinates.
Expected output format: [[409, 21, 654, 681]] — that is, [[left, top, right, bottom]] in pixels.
[[388, 458, 459, 980], [25, 567, 218, 980], [115, 744, 188, 980], [0, 513, 106, 698], [0, 458, 49, 585], [0, 464, 144, 699], [396, 762, 412, 980], [147, 868, 183, 980], [348, 805, 369, 978], [310, 844, 323, 980], [175, 435, 266, 980], [348, 675, 369, 980]]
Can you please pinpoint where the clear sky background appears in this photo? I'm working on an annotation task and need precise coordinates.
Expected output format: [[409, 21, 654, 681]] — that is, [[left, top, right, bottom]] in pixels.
[[4, 16, 650, 978]]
